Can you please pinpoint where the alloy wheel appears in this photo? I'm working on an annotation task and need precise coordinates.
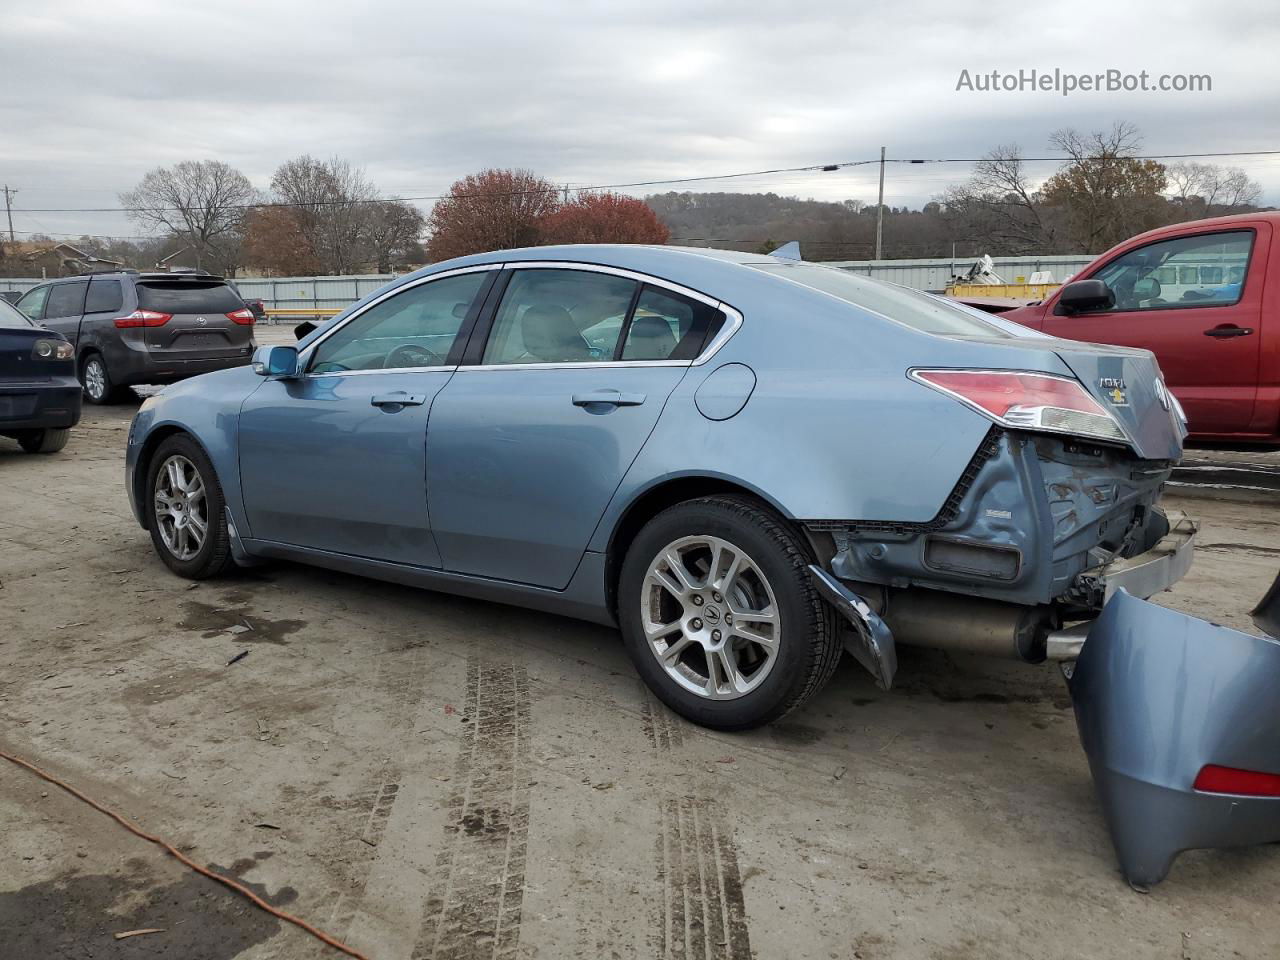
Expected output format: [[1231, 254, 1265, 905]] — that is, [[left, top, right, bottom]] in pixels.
[[154, 454, 208, 561], [641, 535, 780, 700], [83, 358, 106, 401]]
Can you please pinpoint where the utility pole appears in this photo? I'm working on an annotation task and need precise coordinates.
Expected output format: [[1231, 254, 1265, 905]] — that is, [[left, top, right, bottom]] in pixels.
[[874, 147, 885, 261], [2, 185, 15, 243]]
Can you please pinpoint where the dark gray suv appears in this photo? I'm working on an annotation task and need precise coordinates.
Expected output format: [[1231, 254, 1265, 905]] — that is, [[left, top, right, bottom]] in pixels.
[[15, 271, 257, 403]]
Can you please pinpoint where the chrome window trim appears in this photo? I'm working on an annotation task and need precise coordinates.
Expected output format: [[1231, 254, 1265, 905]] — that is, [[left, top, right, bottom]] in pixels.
[[298, 263, 498, 370], [466, 260, 744, 369], [306, 365, 457, 379]]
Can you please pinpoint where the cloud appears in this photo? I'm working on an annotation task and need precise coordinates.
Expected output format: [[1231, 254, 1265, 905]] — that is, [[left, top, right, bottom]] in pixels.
[[1, 0, 1275, 241]]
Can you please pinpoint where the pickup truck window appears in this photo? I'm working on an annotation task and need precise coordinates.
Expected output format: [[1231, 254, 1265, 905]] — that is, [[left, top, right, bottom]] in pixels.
[[1088, 230, 1254, 313]]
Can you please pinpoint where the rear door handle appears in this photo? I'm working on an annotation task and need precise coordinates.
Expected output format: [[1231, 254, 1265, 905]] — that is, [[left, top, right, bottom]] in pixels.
[[1204, 325, 1254, 338], [371, 392, 427, 407], [572, 390, 647, 408]]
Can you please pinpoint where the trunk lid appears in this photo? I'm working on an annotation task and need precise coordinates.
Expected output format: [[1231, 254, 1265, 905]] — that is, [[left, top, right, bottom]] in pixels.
[[1048, 339, 1184, 461], [0, 326, 57, 381], [137, 280, 255, 361]]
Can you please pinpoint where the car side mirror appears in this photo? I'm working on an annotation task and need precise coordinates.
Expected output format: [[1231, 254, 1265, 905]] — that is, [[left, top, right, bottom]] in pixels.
[[252, 345, 300, 378], [1058, 279, 1115, 314]]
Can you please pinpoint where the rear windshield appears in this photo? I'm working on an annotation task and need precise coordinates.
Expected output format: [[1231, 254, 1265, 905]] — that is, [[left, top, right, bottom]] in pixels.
[[750, 261, 1013, 338], [137, 281, 243, 314], [0, 298, 33, 328]]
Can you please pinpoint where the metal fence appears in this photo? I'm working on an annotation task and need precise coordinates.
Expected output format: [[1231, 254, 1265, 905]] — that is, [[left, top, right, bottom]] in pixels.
[[0, 254, 1099, 316]]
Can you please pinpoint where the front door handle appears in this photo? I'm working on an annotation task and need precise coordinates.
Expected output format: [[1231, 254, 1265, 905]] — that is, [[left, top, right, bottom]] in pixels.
[[1204, 324, 1254, 338], [572, 390, 647, 408], [371, 392, 427, 407]]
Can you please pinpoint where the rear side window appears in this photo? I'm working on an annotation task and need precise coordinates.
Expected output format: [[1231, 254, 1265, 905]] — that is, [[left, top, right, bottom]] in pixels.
[[137, 281, 244, 314], [85, 279, 124, 314], [619, 285, 720, 361], [45, 281, 88, 319], [483, 269, 638, 365]]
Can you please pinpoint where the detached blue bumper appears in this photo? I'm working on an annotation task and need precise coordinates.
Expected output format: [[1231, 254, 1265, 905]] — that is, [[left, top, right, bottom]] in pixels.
[[1070, 588, 1280, 887]]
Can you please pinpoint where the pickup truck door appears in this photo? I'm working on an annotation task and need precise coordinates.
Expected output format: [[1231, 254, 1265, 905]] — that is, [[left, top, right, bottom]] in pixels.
[[1041, 224, 1267, 436]]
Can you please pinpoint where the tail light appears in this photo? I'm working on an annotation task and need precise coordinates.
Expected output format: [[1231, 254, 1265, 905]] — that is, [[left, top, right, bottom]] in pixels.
[[910, 369, 1127, 443], [32, 338, 74, 361], [1194, 764, 1280, 797], [227, 308, 256, 325], [114, 309, 171, 329]]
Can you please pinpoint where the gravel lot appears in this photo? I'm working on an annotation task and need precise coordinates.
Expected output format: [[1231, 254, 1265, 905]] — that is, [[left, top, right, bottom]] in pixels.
[[2, 395, 1278, 960]]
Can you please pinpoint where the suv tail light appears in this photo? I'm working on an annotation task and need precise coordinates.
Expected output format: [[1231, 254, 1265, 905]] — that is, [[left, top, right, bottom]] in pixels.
[[911, 369, 1127, 443], [227, 308, 256, 325], [114, 309, 171, 329]]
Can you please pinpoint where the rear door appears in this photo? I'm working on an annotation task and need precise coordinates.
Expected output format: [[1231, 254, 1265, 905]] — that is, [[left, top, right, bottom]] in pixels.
[[1041, 226, 1266, 435], [426, 265, 722, 588], [15, 285, 50, 326], [41, 281, 88, 346], [135, 279, 254, 362]]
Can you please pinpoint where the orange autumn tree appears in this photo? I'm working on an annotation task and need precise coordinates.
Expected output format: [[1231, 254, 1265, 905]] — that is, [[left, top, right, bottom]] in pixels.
[[538, 191, 670, 245]]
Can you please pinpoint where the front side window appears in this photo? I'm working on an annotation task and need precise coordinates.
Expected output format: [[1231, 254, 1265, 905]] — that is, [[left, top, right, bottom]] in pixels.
[[85, 279, 124, 314], [16, 285, 49, 321], [1089, 230, 1254, 312], [45, 281, 87, 319], [310, 271, 489, 373], [483, 269, 637, 365]]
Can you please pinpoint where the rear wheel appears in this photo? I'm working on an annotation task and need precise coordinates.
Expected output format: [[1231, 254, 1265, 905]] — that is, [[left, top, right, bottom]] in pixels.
[[81, 353, 130, 405], [17, 428, 70, 454], [145, 434, 234, 579], [618, 495, 841, 730]]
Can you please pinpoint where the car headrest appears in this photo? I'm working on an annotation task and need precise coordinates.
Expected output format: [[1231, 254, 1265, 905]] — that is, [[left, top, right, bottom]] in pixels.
[[521, 304, 590, 362], [625, 314, 677, 360]]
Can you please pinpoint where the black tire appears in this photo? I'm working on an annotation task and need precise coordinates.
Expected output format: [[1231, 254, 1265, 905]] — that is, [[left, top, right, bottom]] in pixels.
[[618, 495, 840, 730], [17, 428, 70, 454], [145, 433, 235, 579], [81, 352, 131, 405]]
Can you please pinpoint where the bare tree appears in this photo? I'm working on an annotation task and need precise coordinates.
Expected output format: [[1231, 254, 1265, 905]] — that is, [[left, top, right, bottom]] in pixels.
[[1166, 162, 1263, 219], [361, 200, 426, 272], [270, 156, 377, 274], [120, 160, 257, 274], [940, 144, 1058, 254]]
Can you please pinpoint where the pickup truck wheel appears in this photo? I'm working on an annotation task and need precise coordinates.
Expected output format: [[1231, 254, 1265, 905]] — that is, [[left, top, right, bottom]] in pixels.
[[618, 495, 840, 730], [17, 428, 70, 454], [146, 434, 235, 579], [81, 353, 130, 405]]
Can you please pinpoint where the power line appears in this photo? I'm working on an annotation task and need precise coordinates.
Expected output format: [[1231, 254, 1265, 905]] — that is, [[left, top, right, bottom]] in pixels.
[[10, 148, 1280, 216]]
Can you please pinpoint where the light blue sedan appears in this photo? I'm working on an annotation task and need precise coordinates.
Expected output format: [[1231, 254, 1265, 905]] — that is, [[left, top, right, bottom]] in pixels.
[[126, 245, 1191, 731]]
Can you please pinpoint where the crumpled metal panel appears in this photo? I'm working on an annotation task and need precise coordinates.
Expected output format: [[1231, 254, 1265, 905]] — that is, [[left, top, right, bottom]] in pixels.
[[1070, 588, 1280, 887]]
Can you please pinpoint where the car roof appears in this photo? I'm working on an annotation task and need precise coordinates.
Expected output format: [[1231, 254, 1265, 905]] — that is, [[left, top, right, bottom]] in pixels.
[[1118, 210, 1280, 247]]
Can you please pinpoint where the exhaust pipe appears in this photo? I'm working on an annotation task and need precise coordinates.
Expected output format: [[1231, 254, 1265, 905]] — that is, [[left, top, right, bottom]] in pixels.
[[881, 588, 1055, 663]]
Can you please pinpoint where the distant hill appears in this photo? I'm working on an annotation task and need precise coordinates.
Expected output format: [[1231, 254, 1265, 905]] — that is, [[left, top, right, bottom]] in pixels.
[[644, 191, 955, 261]]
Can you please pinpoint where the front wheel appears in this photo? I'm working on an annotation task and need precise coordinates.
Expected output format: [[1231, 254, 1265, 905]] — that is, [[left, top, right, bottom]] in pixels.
[[145, 434, 235, 579], [618, 495, 841, 730]]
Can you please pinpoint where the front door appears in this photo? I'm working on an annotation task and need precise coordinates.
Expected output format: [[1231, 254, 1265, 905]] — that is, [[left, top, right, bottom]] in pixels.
[[427, 266, 722, 588], [1042, 226, 1266, 435], [237, 268, 495, 565], [40, 280, 87, 346]]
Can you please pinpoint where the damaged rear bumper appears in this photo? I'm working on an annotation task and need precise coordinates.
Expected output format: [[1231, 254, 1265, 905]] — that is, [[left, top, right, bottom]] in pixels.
[[1070, 588, 1280, 888], [1077, 510, 1198, 605]]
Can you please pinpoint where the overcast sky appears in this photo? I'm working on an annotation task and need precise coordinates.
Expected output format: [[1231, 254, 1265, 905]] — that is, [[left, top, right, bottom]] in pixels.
[[2, 0, 1277, 243]]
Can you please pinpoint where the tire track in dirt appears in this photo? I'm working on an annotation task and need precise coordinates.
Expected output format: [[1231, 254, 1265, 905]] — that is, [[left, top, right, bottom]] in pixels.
[[325, 646, 430, 938], [642, 699, 752, 960], [412, 656, 531, 960]]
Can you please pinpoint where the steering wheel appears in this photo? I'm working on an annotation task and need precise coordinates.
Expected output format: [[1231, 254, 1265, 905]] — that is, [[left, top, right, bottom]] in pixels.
[[385, 343, 445, 369]]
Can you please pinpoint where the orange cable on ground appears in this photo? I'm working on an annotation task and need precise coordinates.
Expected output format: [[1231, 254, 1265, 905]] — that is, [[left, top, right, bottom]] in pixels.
[[1, 749, 370, 960]]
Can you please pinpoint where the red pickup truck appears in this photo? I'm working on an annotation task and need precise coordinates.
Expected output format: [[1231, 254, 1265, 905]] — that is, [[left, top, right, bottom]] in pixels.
[[998, 212, 1278, 444]]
